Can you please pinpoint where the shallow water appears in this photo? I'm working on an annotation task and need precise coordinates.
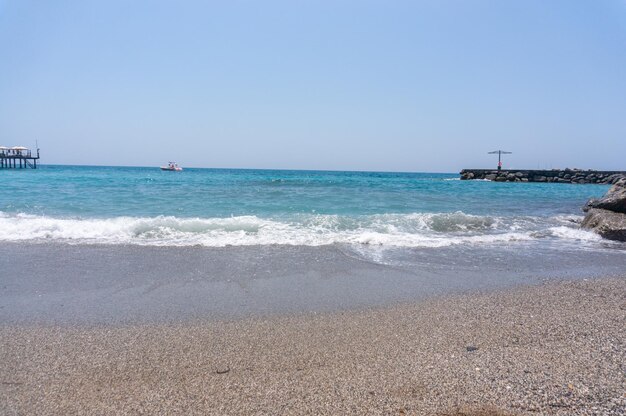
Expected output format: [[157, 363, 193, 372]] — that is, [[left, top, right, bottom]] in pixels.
[[1, 242, 624, 324]]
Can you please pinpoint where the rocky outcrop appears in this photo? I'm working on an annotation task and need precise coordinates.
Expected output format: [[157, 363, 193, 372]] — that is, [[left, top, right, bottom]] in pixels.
[[583, 177, 626, 214], [460, 169, 626, 184], [581, 209, 626, 241], [581, 177, 626, 241]]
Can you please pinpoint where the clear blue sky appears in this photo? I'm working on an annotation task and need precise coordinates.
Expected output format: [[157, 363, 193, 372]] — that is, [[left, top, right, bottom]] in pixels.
[[1, 0, 625, 172]]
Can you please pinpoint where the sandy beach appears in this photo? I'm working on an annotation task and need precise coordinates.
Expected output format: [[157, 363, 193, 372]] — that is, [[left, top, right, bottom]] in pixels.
[[4, 0, 626, 414], [1, 277, 624, 415]]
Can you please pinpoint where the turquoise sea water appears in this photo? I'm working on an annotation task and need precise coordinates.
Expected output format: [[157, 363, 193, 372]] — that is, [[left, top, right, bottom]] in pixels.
[[0, 165, 615, 249]]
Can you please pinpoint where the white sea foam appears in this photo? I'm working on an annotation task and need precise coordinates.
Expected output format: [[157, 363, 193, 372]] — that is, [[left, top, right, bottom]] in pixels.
[[546, 226, 602, 241], [0, 211, 605, 248]]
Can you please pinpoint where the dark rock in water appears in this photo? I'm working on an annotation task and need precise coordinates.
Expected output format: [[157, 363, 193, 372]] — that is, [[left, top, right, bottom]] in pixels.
[[582, 199, 596, 213], [581, 208, 626, 241], [581, 177, 626, 241], [584, 183, 626, 214]]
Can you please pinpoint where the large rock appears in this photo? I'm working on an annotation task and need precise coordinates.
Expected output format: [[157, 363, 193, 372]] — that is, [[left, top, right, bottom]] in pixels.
[[581, 177, 626, 241], [583, 182, 626, 214], [581, 208, 626, 241]]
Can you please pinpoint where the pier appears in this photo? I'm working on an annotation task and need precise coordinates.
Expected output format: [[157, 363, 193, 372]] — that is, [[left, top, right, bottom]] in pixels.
[[0, 146, 40, 169], [460, 169, 626, 184]]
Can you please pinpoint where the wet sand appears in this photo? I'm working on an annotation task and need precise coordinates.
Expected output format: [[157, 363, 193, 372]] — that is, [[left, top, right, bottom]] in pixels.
[[2, 242, 626, 324], [1, 277, 625, 415]]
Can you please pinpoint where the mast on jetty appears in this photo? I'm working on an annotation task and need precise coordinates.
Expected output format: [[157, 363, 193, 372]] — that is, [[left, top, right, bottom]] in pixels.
[[488, 150, 512, 171], [0, 145, 40, 169]]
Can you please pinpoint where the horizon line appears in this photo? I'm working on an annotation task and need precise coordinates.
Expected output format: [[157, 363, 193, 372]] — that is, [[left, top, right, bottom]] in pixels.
[[34, 163, 461, 175]]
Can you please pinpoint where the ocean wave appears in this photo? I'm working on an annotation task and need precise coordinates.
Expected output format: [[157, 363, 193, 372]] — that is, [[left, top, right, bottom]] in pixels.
[[0, 211, 601, 248]]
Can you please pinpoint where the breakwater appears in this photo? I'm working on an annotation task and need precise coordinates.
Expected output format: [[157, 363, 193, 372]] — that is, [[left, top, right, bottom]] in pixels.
[[460, 169, 626, 184]]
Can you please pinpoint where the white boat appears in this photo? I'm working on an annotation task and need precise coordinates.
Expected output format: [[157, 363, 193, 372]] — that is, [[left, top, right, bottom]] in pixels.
[[160, 162, 183, 171]]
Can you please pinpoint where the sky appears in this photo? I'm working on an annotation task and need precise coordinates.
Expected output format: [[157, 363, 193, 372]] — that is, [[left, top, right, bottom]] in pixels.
[[0, 0, 625, 172]]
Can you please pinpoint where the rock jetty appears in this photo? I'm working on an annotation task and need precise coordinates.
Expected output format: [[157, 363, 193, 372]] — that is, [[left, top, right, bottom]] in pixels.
[[460, 169, 626, 184], [581, 176, 626, 241]]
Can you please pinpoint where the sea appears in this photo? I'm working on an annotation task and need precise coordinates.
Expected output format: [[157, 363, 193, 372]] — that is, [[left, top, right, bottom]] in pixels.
[[0, 165, 617, 248], [2, 165, 625, 323]]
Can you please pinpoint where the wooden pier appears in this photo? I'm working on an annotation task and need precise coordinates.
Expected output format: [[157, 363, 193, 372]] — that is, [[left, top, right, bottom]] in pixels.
[[0, 146, 40, 169]]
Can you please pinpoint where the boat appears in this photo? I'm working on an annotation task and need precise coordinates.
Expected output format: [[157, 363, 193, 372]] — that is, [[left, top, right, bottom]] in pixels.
[[160, 162, 183, 171]]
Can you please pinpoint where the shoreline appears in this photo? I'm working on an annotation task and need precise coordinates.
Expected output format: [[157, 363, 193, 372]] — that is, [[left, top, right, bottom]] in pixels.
[[2, 242, 626, 325], [2, 277, 625, 415]]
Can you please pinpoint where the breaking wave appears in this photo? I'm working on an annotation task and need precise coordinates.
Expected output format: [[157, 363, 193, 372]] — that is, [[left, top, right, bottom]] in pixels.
[[0, 211, 603, 248]]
